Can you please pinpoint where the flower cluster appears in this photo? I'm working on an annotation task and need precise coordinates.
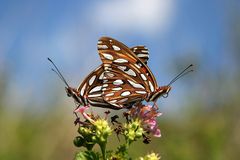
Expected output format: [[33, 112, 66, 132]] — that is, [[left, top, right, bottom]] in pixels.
[[73, 103, 162, 160]]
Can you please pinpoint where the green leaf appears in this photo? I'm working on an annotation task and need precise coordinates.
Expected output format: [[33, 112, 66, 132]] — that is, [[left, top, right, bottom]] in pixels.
[[74, 151, 100, 160]]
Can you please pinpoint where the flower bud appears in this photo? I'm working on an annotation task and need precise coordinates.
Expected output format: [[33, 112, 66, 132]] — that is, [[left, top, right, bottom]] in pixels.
[[73, 136, 85, 147], [139, 152, 161, 160]]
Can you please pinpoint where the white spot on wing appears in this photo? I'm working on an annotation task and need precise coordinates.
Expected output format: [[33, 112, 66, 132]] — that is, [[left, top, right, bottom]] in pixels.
[[140, 50, 149, 53], [80, 83, 86, 96], [135, 91, 147, 94], [125, 69, 136, 76], [102, 53, 113, 60], [102, 84, 108, 87], [140, 74, 147, 81], [89, 86, 102, 93], [149, 81, 154, 92], [114, 59, 128, 63], [99, 72, 104, 80], [89, 75, 96, 85], [137, 53, 149, 57], [112, 45, 120, 51], [105, 93, 114, 97], [121, 91, 131, 96], [112, 87, 122, 91], [105, 72, 115, 77], [88, 93, 102, 98], [113, 79, 124, 85], [118, 66, 127, 71], [127, 80, 145, 89]]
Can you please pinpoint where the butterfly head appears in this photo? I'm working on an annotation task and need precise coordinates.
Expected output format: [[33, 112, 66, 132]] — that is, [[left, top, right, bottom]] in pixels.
[[156, 86, 171, 98], [65, 87, 76, 97], [65, 87, 83, 105], [149, 85, 171, 102]]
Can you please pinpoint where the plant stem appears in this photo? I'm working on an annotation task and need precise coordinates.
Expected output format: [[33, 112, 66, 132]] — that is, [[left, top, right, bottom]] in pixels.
[[100, 142, 106, 160]]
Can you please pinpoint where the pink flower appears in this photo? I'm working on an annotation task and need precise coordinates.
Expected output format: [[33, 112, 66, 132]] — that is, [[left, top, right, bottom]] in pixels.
[[129, 103, 162, 137], [74, 106, 95, 123], [74, 105, 89, 114]]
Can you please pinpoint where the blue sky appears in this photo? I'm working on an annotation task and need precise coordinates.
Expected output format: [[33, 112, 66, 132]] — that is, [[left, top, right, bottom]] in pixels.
[[0, 0, 239, 113]]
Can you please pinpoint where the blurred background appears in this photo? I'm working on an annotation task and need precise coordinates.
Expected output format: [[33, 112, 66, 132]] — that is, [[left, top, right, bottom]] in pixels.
[[0, 0, 240, 159]]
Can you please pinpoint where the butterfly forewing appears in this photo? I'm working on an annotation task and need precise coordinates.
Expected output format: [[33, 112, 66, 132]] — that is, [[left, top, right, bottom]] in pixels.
[[98, 37, 158, 107]]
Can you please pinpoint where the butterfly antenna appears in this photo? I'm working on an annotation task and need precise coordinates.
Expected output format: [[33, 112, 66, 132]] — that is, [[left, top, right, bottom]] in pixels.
[[47, 58, 70, 87], [168, 64, 193, 86]]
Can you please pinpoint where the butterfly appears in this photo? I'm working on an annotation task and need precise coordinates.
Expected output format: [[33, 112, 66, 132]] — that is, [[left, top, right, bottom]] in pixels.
[[97, 37, 193, 109], [48, 37, 192, 110], [48, 44, 152, 109]]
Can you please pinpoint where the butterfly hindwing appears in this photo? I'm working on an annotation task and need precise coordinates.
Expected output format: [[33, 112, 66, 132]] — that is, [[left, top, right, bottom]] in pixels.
[[130, 46, 149, 64]]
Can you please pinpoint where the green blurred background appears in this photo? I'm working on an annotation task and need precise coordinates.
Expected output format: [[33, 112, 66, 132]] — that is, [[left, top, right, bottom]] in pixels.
[[0, 0, 240, 159]]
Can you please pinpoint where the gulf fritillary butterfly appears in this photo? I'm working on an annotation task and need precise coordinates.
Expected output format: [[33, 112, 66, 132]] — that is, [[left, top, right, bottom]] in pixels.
[[48, 37, 192, 110]]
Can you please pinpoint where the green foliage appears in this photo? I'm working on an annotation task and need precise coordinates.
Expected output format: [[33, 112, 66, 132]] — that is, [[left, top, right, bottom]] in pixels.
[[74, 150, 100, 160]]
